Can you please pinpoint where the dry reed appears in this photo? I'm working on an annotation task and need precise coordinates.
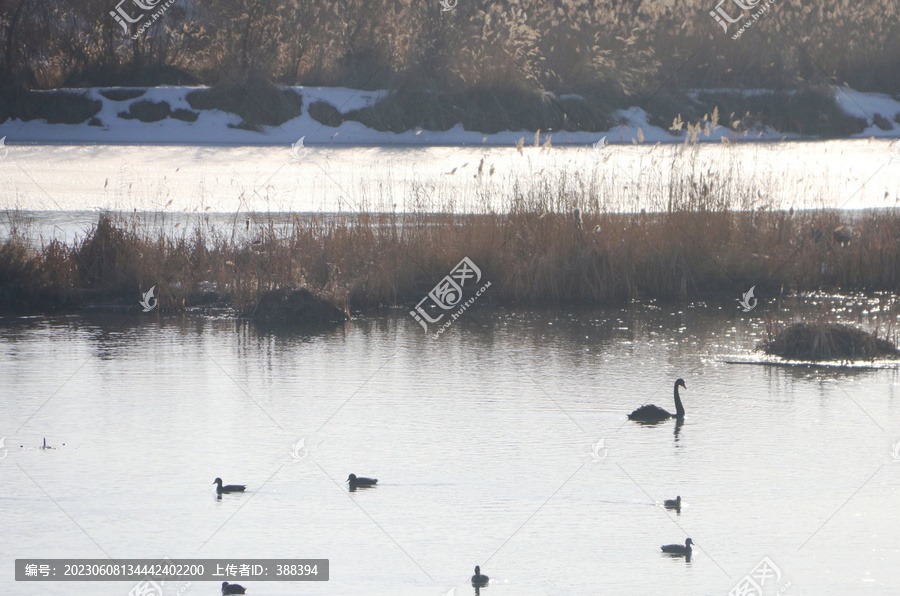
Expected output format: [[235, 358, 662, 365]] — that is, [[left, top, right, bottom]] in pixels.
[[2, 200, 900, 316]]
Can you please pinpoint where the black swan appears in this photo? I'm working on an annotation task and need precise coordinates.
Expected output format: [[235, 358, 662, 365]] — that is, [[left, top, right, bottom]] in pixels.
[[471, 565, 490, 586], [664, 496, 681, 510], [629, 379, 686, 423], [222, 581, 246, 594], [213, 478, 246, 494], [661, 538, 693, 556], [347, 474, 377, 487]]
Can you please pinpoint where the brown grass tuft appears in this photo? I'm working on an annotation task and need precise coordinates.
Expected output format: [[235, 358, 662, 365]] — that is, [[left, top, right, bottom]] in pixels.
[[761, 322, 899, 361]]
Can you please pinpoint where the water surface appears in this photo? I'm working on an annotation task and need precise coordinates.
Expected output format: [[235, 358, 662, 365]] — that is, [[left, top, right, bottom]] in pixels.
[[2, 299, 899, 595]]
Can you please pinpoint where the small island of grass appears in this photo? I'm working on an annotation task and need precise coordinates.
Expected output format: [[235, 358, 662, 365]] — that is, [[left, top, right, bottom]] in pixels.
[[761, 323, 899, 362]]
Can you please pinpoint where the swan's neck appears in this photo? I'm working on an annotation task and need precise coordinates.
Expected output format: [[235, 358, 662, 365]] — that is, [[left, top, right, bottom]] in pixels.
[[674, 384, 685, 417]]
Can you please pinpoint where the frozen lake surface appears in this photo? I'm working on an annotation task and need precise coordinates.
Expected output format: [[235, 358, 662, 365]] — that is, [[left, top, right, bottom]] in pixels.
[[2, 139, 900, 243]]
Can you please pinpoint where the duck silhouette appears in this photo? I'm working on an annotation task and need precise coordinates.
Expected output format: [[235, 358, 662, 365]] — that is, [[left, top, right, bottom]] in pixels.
[[347, 473, 377, 489], [221, 581, 246, 594], [213, 478, 246, 495], [664, 496, 681, 511], [471, 565, 489, 587], [661, 538, 693, 557]]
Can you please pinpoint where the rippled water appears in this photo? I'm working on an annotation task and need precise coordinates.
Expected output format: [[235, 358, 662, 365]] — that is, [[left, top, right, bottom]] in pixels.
[[2, 298, 899, 595]]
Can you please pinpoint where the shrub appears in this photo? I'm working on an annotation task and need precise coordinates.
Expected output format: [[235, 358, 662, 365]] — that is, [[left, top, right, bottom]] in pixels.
[[100, 89, 147, 101], [761, 323, 899, 361], [186, 76, 303, 130], [118, 100, 172, 122], [0, 87, 101, 124], [307, 101, 343, 127]]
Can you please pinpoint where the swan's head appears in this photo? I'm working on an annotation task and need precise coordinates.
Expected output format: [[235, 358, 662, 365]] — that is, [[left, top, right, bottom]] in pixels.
[[675, 495, 681, 503], [684, 538, 694, 546], [347, 474, 357, 482], [213, 477, 223, 485], [474, 566, 481, 575], [675, 378, 686, 390]]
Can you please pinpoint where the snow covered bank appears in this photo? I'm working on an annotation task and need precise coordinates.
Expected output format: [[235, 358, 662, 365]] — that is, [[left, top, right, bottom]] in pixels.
[[1, 85, 899, 146]]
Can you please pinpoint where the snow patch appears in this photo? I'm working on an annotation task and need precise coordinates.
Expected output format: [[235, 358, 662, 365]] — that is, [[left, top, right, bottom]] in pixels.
[[2, 85, 898, 146]]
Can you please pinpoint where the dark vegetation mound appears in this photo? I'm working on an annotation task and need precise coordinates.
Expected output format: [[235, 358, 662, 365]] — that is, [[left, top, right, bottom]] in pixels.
[[341, 88, 615, 134], [762, 323, 899, 361], [691, 89, 867, 138], [171, 108, 199, 122], [0, 71, 871, 138], [186, 76, 302, 131], [118, 100, 172, 122], [311, 86, 858, 137], [100, 89, 147, 101], [117, 100, 199, 123], [248, 288, 348, 324], [308, 100, 343, 127], [872, 113, 894, 131], [642, 88, 866, 138], [0, 87, 101, 124]]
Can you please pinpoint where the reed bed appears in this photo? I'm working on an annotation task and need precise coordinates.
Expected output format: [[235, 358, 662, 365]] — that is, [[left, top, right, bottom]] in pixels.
[[2, 190, 900, 316]]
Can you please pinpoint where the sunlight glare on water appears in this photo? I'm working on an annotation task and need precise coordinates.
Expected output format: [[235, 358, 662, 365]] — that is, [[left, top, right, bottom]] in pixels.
[[2, 139, 899, 225]]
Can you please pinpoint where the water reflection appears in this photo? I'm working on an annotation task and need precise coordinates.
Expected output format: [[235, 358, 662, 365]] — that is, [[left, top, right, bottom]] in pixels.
[[347, 484, 378, 493]]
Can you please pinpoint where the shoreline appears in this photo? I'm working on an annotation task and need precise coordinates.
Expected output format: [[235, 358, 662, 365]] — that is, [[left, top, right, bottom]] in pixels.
[[2, 85, 899, 146], [1, 135, 896, 148]]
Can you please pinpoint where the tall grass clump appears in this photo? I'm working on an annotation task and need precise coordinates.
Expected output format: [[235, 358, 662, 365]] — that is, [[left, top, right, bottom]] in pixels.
[[761, 322, 900, 361]]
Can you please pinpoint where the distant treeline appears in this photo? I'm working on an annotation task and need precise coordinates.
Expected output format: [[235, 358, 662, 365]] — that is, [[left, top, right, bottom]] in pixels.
[[1, 0, 898, 96]]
